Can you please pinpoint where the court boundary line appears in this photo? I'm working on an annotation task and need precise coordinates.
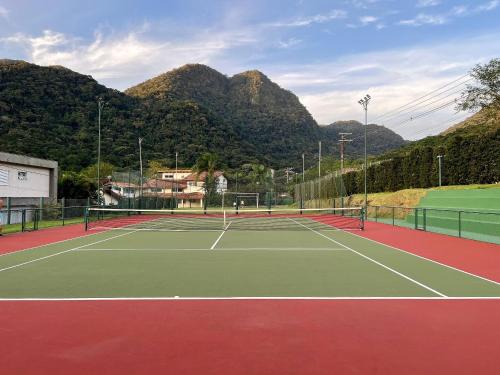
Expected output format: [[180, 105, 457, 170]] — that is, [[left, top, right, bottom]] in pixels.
[[1, 296, 500, 301], [73, 247, 348, 252], [288, 218, 447, 297], [210, 221, 232, 249], [0, 229, 145, 274], [0, 227, 106, 258], [344, 229, 500, 286]]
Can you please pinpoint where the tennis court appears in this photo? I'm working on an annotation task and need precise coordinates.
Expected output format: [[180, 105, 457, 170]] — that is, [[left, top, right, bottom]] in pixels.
[[1, 208, 500, 374]]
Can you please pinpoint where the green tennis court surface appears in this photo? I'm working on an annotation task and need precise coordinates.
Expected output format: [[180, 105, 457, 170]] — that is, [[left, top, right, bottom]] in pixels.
[[1, 214, 499, 299]]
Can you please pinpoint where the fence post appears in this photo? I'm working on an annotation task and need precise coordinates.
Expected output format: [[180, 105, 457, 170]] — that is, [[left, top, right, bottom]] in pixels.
[[6, 197, 11, 225], [392, 207, 395, 226], [414, 208, 418, 229], [39, 197, 44, 222], [423, 208, 427, 231], [375, 206, 378, 222], [61, 197, 65, 226], [21, 209, 26, 232], [458, 211, 462, 238]]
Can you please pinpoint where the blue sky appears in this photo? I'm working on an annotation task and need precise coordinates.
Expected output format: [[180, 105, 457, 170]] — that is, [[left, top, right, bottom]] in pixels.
[[1, 0, 499, 139]]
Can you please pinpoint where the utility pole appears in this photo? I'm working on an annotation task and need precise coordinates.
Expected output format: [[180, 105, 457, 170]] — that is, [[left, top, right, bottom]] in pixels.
[[138, 138, 143, 202], [358, 94, 371, 216], [437, 155, 444, 187], [339, 133, 352, 209], [96, 98, 105, 204]]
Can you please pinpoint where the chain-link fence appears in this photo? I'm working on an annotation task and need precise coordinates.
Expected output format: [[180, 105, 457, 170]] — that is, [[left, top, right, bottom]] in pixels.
[[294, 172, 347, 209], [366, 205, 500, 244]]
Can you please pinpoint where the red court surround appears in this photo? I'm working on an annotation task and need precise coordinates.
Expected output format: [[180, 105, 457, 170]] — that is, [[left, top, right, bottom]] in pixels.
[[357, 221, 500, 282], [1, 299, 499, 375]]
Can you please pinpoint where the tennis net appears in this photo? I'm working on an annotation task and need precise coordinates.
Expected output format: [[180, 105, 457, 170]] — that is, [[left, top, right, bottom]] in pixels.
[[85, 207, 364, 232]]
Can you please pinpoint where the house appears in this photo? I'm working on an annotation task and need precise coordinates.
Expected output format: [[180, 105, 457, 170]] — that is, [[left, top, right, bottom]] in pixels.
[[101, 181, 140, 205], [144, 169, 227, 208]]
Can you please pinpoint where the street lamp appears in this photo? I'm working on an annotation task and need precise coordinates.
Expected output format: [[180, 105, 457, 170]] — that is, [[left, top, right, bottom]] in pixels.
[[437, 155, 444, 187], [358, 94, 371, 216], [96, 98, 105, 204], [138, 137, 143, 202]]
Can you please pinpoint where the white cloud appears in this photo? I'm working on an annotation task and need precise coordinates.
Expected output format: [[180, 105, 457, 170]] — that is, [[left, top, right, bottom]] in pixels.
[[476, 0, 500, 11], [399, 13, 447, 26], [278, 37, 302, 48], [401, 1, 499, 27], [0, 5, 8, 18], [359, 15, 378, 25], [416, 0, 441, 7], [268, 10, 347, 27], [1, 27, 258, 88], [266, 33, 500, 139]]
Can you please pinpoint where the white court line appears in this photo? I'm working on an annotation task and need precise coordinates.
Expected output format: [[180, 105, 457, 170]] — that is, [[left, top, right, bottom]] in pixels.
[[0, 226, 106, 258], [344, 230, 500, 286], [1, 296, 500, 301], [0, 229, 142, 273], [0, 218, 169, 273], [210, 221, 232, 250], [90, 227, 222, 232], [288, 218, 447, 297], [74, 247, 347, 252]]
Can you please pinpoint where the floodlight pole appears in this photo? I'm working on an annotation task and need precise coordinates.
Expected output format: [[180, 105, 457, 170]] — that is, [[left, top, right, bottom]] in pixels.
[[437, 155, 443, 187], [139, 138, 143, 202], [175, 152, 178, 206], [302, 153, 305, 183], [358, 94, 371, 217], [97, 98, 105, 204]]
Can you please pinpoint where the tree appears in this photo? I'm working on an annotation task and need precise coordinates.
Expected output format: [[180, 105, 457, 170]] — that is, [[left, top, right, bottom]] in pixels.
[[193, 153, 220, 208], [457, 58, 500, 116], [80, 162, 115, 183]]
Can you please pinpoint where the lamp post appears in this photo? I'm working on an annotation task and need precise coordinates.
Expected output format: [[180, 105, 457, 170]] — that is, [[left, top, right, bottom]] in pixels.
[[358, 94, 371, 217], [138, 138, 143, 204], [175, 152, 178, 208], [302, 153, 305, 183], [437, 155, 444, 187], [96, 98, 105, 203]]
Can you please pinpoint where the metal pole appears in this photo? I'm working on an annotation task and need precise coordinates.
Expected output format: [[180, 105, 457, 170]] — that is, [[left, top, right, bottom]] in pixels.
[[97, 98, 105, 204], [318, 141, 321, 208], [139, 138, 143, 206], [302, 153, 305, 183], [358, 94, 371, 216], [175, 152, 178, 208], [437, 155, 443, 187], [318, 141, 321, 178]]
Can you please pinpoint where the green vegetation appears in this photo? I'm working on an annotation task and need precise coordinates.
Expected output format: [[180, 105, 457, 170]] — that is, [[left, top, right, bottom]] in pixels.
[[0, 60, 405, 176]]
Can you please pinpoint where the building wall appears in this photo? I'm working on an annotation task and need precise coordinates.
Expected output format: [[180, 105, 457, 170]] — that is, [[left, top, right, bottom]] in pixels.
[[0, 152, 58, 200], [0, 163, 50, 198]]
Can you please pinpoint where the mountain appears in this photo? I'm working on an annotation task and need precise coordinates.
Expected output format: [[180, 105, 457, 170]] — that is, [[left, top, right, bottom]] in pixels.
[[441, 108, 499, 135], [126, 64, 319, 165], [319, 120, 408, 158], [1, 60, 406, 172]]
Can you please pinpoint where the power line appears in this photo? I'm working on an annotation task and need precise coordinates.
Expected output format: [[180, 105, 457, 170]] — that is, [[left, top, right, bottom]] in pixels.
[[381, 80, 471, 125], [373, 73, 470, 122]]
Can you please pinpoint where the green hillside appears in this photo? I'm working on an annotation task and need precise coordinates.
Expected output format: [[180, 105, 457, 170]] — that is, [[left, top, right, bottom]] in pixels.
[[0, 60, 406, 171]]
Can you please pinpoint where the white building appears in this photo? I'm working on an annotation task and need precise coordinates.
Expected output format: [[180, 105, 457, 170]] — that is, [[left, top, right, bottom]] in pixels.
[[0, 152, 58, 201]]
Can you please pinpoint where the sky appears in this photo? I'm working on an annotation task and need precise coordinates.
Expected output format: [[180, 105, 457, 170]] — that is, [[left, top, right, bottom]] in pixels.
[[1, 0, 499, 140]]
